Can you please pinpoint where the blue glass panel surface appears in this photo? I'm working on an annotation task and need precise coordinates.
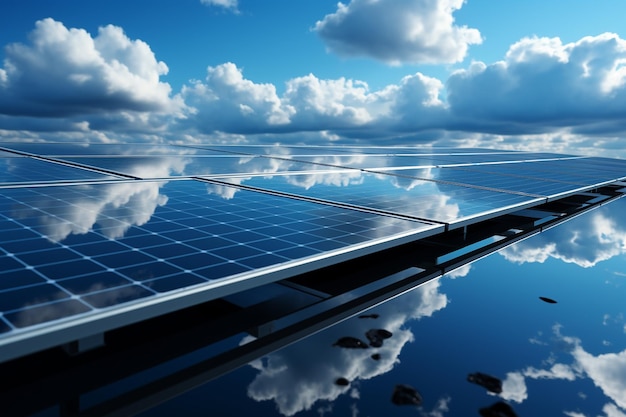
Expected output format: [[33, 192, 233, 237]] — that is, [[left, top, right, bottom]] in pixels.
[[251, 152, 579, 173], [0, 142, 219, 157], [432, 152, 575, 164], [0, 179, 434, 334], [221, 171, 540, 224], [4, 299, 91, 328], [453, 158, 626, 185], [0, 156, 119, 184], [55, 155, 342, 178], [281, 155, 449, 169], [373, 167, 583, 197], [0, 150, 19, 158]]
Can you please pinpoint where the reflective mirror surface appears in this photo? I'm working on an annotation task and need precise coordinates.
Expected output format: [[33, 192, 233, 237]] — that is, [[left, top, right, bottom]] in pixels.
[[135, 197, 626, 417], [1, 143, 626, 416]]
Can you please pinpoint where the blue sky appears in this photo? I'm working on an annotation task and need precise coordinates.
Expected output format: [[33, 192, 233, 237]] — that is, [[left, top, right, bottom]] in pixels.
[[2, 0, 626, 155]]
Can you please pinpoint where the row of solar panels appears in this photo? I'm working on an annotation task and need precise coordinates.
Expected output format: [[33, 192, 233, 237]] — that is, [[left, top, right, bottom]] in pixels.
[[1, 142, 626, 362]]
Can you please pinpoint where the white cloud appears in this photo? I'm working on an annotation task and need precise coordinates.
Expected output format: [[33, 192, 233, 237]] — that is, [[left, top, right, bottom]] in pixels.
[[181, 62, 447, 137], [283, 75, 376, 128], [181, 62, 293, 134], [169, 34, 626, 144], [314, 0, 481, 64], [7, 22, 626, 149], [447, 33, 626, 135], [0, 19, 176, 118]]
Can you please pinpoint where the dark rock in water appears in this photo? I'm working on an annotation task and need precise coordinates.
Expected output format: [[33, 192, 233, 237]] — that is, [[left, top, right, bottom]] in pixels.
[[371, 353, 381, 361], [539, 296, 557, 304], [333, 336, 369, 349], [376, 329, 392, 338], [368, 337, 383, 348], [366, 329, 393, 347], [467, 372, 503, 394], [358, 313, 380, 319], [391, 384, 422, 406], [335, 377, 350, 386], [479, 401, 518, 417]]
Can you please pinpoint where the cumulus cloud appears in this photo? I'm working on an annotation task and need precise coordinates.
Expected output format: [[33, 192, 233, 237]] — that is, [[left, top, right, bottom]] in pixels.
[[500, 201, 626, 268], [0, 19, 176, 117], [314, 0, 481, 65], [283, 75, 376, 128], [447, 33, 626, 134], [181, 62, 446, 137], [8, 21, 626, 147], [181, 63, 293, 134], [178, 32, 626, 142]]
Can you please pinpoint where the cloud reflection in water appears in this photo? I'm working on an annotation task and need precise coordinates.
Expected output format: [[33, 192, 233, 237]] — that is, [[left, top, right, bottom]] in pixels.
[[499, 324, 626, 417], [500, 202, 626, 268], [244, 279, 449, 416]]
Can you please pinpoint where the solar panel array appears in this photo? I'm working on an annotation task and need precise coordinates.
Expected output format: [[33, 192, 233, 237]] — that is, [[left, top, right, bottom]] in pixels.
[[1, 142, 626, 361]]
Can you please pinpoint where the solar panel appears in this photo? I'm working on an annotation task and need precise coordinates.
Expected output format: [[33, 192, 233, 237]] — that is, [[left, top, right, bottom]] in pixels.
[[212, 172, 543, 226], [0, 142, 211, 157], [365, 167, 593, 197], [447, 159, 626, 187], [0, 154, 122, 185], [52, 155, 346, 178], [1, 142, 626, 362], [0, 175, 440, 359]]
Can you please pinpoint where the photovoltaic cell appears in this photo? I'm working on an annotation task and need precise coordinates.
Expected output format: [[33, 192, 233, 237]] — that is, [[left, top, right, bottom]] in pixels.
[[0, 142, 218, 157], [0, 179, 437, 336], [216, 172, 542, 224], [0, 156, 120, 184], [367, 167, 584, 197], [430, 152, 577, 165], [450, 158, 626, 186], [54, 155, 337, 178], [0, 150, 19, 158], [270, 154, 449, 170]]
